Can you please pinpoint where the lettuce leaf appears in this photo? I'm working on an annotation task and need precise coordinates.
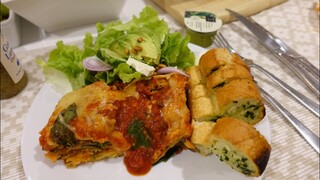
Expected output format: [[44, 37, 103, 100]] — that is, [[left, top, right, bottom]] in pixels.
[[160, 32, 195, 70], [106, 63, 141, 84], [38, 6, 195, 91], [38, 33, 95, 90], [94, 6, 166, 66], [94, 6, 169, 49]]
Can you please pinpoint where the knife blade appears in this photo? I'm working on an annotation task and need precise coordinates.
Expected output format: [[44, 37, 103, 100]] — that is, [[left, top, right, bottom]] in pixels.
[[273, 37, 319, 78], [226, 9, 320, 96], [252, 21, 319, 78], [226, 8, 319, 76]]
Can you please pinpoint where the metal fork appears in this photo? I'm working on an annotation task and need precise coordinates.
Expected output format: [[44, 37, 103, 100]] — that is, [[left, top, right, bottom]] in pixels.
[[213, 33, 319, 118], [213, 32, 319, 153]]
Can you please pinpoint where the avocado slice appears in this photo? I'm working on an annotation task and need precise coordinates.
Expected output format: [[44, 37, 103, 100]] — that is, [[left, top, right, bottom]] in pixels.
[[109, 30, 161, 65]]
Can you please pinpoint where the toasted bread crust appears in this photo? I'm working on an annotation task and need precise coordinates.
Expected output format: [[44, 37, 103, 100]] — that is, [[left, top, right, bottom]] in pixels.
[[187, 48, 270, 177], [214, 78, 265, 124], [212, 117, 271, 176], [187, 48, 265, 124], [199, 48, 233, 77], [215, 79, 262, 106], [188, 96, 220, 121], [206, 63, 253, 89], [185, 66, 203, 87], [199, 48, 249, 77]]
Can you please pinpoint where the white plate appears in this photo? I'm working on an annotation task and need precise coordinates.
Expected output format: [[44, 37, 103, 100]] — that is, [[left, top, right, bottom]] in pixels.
[[21, 44, 271, 180]]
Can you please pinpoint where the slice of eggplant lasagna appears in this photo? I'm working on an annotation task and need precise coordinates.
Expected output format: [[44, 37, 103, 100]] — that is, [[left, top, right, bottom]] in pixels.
[[39, 73, 192, 175]]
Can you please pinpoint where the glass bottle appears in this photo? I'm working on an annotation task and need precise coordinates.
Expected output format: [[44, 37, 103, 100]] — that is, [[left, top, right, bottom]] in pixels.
[[1, 33, 28, 99]]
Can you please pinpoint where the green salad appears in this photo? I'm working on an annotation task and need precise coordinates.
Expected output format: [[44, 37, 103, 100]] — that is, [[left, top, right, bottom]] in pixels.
[[37, 6, 195, 90]]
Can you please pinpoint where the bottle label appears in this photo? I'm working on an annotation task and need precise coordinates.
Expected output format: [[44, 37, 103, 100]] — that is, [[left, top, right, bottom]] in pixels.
[[1, 34, 24, 84], [184, 11, 222, 33]]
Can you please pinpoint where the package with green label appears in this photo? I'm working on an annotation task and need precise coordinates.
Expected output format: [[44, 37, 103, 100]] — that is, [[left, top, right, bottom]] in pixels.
[[184, 11, 222, 47]]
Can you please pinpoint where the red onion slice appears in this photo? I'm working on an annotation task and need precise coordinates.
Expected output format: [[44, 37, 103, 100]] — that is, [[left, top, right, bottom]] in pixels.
[[156, 67, 190, 77], [83, 56, 113, 72]]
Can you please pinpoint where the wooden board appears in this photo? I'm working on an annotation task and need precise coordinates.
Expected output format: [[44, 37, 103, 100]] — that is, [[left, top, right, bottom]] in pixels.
[[152, 0, 287, 25]]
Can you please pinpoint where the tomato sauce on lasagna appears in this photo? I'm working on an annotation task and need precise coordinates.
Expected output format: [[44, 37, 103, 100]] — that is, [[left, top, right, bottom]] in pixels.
[[39, 73, 192, 175]]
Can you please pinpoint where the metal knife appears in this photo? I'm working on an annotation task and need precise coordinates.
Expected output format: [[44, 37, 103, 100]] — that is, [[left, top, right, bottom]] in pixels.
[[226, 9, 320, 96], [260, 87, 319, 154]]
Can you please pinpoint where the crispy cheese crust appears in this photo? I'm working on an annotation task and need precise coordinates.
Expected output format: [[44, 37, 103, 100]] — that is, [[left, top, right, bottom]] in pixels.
[[39, 81, 131, 162], [39, 73, 192, 175]]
